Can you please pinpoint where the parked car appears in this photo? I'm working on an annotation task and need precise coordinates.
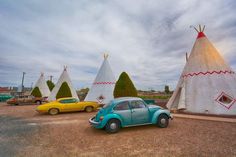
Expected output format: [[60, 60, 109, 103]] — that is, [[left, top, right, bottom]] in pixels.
[[0, 94, 13, 102], [7, 95, 46, 105], [36, 97, 99, 115], [89, 97, 173, 133]]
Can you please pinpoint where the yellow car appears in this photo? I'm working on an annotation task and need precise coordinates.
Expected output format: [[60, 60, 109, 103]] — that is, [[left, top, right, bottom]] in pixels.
[[36, 97, 99, 115]]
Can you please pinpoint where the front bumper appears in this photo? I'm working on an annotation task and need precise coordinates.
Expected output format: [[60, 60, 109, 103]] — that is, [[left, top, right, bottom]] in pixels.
[[36, 109, 47, 113]]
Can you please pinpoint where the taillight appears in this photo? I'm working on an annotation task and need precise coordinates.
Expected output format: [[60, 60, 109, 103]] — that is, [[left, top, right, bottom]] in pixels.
[[99, 116, 104, 121]]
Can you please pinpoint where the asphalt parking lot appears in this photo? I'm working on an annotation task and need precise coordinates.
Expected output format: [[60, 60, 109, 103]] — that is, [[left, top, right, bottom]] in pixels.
[[0, 102, 236, 157]]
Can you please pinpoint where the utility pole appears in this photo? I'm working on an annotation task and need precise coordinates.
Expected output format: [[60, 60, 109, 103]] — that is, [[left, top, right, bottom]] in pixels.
[[21, 72, 26, 93], [31, 82, 33, 90], [49, 75, 53, 81]]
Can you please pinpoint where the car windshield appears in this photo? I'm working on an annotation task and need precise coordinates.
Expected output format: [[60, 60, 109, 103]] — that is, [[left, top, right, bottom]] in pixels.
[[103, 101, 112, 109]]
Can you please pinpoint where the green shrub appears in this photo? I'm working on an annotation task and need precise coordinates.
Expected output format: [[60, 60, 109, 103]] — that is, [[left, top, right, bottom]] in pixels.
[[31, 87, 42, 97], [47, 80, 55, 91], [113, 72, 137, 98], [165, 85, 170, 94], [56, 82, 72, 99], [139, 95, 171, 100]]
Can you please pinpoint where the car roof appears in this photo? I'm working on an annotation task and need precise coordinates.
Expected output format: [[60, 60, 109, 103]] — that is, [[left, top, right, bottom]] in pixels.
[[112, 97, 143, 103]]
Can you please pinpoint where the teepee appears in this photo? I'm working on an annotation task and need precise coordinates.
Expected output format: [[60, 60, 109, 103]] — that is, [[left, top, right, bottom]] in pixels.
[[31, 73, 51, 97], [85, 54, 116, 104], [48, 66, 78, 101], [167, 25, 236, 115]]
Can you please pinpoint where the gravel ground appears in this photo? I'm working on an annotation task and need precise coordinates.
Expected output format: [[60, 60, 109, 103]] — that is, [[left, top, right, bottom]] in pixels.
[[0, 102, 236, 157]]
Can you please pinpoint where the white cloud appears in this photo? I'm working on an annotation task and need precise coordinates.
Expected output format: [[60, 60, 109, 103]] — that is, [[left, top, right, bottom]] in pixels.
[[0, 0, 236, 91]]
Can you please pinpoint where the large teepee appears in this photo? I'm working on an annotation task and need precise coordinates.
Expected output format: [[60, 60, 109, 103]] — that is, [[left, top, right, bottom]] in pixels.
[[31, 73, 51, 97], [167, 26, 236, 115], [85, 54, 116, 104], [48, 67, 78, 101]]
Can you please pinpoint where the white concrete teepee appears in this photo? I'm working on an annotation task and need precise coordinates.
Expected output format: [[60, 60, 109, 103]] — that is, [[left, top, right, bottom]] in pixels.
[[48, 66, 78, 101], [167, 25, 236, 115], [32, 73, 51, 97], [85, 54, 116, 104]]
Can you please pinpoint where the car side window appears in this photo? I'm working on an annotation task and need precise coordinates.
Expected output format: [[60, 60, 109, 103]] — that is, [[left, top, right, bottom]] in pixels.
[[60, 99, 77, 104], [60, 99, 71, 103], [59, 100, 66, 103], [114, 101, 130, 111], [131, 100, 146, 109], [70, 99, 78, 103]]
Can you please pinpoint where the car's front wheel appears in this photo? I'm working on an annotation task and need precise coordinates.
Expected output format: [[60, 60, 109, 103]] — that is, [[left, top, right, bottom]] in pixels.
[[157, 114, 169, 128], [49, 108, 59, 115], [85, 106, 93, 112], [105, 119, 121, 133]]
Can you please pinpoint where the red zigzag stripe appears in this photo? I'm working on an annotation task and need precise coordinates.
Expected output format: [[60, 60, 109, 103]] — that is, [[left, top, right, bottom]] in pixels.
[[93, 82, 116, 85], [182, 70, 235, 78]]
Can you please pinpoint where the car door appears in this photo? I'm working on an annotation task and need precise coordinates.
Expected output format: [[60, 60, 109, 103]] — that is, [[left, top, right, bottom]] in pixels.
[[59, 98, 79, 112], [113, 101, 132, 126], [130, 100, 149, 125]]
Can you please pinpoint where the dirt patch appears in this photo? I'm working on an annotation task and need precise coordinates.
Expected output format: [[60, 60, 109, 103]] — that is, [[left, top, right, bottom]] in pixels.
[[0, 115, 40, 157], [0, 103, 236, 157], [18, 118, 236, 157]]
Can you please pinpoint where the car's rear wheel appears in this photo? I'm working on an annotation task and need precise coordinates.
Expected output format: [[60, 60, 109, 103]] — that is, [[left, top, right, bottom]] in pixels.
[[49, 108, 59, 115], [105, 119, 121, 133], [85, 106, 93, 112], [157, 114, 169, 128], [35, 100, 41, 105]]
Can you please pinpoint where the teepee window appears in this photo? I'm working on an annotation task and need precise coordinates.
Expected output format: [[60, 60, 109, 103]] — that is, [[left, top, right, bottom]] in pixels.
[[219, 95, 233, 104], [216, 92, 235, 109]]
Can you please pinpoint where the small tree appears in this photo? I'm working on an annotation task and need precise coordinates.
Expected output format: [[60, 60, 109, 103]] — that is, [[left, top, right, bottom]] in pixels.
[[56, 82, 72, 99], [113, 72, 137, 98], [165, 85, 170, 94], [47, 80, 55, 91], [31, 87, 42, 97]]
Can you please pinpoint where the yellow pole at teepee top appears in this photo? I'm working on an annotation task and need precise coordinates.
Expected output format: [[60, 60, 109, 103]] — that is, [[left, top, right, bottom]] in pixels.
[[63, 65, 67, 71], [104, 53, 109, 59]]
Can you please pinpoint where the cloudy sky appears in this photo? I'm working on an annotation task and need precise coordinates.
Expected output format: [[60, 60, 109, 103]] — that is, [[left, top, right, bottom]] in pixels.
[[0, 0, 236, 91]]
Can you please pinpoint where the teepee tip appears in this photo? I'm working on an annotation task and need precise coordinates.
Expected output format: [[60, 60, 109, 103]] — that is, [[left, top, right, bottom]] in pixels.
[[190, 25, 206, 39], [190, 25, 205, 33], [63, 65, 67, 71], [103, 53, 109, 59]]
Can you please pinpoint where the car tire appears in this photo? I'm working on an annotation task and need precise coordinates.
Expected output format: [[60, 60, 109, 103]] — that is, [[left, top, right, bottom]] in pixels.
[[157, 114, 169, 128], [35, 100, 41, 105], [105, 119, 121, 133], [85, 106, 93, 112], [49, 108, 59, 115]]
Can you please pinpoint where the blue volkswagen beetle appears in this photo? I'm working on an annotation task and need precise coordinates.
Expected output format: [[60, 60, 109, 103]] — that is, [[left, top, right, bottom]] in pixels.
[[89, 97, 173, 133]]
